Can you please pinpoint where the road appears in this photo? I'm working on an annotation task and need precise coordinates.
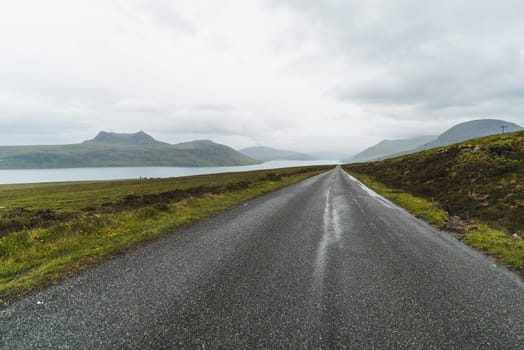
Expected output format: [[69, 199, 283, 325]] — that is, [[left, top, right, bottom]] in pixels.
[[1, 166, 523, 349]]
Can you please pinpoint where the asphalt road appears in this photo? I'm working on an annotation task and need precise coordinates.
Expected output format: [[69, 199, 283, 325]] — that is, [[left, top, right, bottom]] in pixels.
[[1, 166, 523, 349]]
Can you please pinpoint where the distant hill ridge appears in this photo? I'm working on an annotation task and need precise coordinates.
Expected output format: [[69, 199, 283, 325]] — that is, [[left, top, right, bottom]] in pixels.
[[416, 119, 522, 151], [173, 140, 218, 150], [0, 131, 257, 169], [350, 119, 523, 163], [350, 135, 437, 163], [239, 146, 314, 161]]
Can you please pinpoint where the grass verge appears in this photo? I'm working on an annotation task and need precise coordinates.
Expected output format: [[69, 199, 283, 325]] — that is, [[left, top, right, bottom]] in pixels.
[[464, 224, 524, 269], [0, 166, 331, 303], [346, 171, 524, 274]]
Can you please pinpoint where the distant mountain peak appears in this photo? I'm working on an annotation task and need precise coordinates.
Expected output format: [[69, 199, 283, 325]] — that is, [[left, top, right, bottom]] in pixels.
[[85, 131, 166, 145]]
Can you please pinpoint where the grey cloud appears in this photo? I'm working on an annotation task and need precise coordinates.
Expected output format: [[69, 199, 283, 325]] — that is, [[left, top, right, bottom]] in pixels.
[[274, 0, 524, 114], [142, 104, 272, 139], [0, 105, 88, 132], [193, 104, 235, 112], [158, 126, 240, 136], [112, 99, 168, 114], [340, 43, 524, 110], [1, 0, 524, 154], [0, 104, 93, 145], [139, 0, 197, 34]]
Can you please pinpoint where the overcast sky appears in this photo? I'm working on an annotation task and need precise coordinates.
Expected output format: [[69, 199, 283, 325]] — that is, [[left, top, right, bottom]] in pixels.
[[1, 0, 523, 154]]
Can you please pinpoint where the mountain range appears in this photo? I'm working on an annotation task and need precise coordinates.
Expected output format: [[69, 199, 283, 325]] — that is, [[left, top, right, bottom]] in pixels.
[[0, 131, 258, 169], [349, 119, 523, 163], [1, 118, 521, 169]]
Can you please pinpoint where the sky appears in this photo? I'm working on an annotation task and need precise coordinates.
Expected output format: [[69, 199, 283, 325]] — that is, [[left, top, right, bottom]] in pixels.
[[1, 0, 524, 155]]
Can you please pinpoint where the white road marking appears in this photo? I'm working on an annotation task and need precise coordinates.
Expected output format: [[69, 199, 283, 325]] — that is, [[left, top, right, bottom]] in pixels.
[[314, 179, 343, 305], [345, 173, 395, 208]]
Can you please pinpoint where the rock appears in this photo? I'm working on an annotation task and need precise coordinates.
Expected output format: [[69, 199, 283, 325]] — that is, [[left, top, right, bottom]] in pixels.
[[446, 215, 469, 233]]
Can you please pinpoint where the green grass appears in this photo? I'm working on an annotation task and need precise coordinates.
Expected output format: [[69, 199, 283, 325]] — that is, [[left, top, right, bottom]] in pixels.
[[349, 173, 448, 228], [344, 129, 524, 274], [464, 224, 524, 269], [0, 166, 331, 302]]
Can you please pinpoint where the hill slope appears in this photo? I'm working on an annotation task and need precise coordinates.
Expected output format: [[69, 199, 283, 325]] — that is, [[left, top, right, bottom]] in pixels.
[[349, 119, 522, 163], [239, 146, 314, 161], [417, 119, 522, 150], [0, 132, 258, 169], [350, 135, 437, 163], [172, 140, 259, 166], [345, 130, 524, 235]]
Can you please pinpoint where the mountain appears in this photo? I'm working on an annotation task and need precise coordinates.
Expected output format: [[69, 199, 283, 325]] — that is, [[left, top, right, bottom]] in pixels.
[[350, 135, 437, 163], [239, 146, 314, 161], [172, 140, 219, 150], [84, 131, 168, 146], [0, 132, 258, 169], [415, 119, 523, 151], [172, 140, 260, 165], [349, 119, 523, 163]]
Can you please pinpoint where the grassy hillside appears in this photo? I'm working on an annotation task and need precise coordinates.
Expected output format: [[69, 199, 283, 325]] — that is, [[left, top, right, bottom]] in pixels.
[[344, 130, 524, 271], [0, 132, 258, 169], [0, 166, 330, 302]]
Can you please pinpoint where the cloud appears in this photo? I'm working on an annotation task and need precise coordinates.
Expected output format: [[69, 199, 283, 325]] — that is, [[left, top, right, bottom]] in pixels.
[[112, 99, 168, 114], [274, 0, 524, 115], [0, 103, 93, 145], [125, 0, 198, 35], [0, 0, 523, 154], [334, 39, 524, 112], [193, 104, 235, 112]]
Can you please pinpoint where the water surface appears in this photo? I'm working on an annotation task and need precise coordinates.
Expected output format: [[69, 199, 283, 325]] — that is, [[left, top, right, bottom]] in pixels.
[[0, 160, 338, 185]]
